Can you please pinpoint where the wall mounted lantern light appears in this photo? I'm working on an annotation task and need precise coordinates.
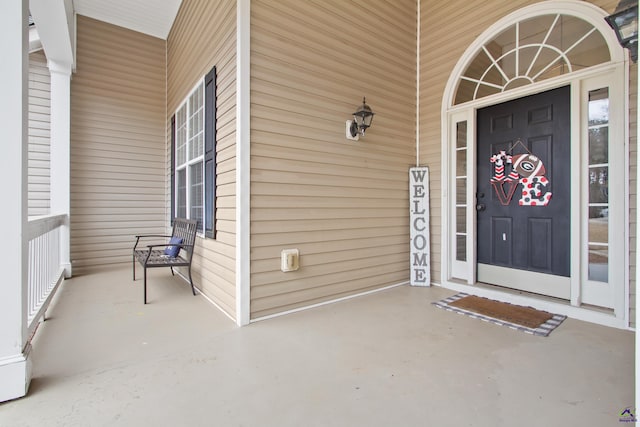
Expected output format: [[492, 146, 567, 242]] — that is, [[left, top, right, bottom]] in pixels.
[[346, 97, 375, 141], [605, 0, 638, 62]]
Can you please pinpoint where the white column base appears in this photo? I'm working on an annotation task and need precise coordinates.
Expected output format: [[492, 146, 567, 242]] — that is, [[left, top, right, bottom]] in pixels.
[[62, 262, 72, 279], [0, 344, 32, 403]]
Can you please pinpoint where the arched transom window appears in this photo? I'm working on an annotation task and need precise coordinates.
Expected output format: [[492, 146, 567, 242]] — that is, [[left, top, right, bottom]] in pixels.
[[454, 13, 611, 105]]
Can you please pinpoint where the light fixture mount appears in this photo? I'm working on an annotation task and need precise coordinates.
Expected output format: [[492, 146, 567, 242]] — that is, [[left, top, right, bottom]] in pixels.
[[606, 0, 638, 62]]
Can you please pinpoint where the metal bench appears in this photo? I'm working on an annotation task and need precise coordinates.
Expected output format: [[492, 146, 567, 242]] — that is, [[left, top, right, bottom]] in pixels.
[[132, 218, 198, 303]]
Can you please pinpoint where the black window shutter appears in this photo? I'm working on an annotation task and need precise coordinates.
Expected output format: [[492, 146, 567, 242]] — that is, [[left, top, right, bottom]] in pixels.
[[170, 114, 176, 225], [204, 66, 217, 238]]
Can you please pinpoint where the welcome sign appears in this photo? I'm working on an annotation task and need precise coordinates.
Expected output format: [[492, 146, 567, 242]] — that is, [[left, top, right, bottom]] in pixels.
[[410, 167, 430, 286]]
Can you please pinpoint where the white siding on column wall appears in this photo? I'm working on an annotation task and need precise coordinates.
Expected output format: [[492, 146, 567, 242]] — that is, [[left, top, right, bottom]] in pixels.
[[249, 0, 416, 319], [28, 50, 50, 218], [70, 16, 166, 273], [167, 0, 237, 318]]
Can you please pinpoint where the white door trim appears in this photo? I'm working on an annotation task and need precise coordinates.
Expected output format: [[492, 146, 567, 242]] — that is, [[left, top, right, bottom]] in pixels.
[[440, 2, 630, 327]]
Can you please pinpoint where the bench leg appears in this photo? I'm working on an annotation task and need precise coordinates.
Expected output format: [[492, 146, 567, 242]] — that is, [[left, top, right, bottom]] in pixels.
[[144, 268, 147, 304], [132, 254, 136, 281], [188, 268, 196, 296], [170, 267, 175, 276]]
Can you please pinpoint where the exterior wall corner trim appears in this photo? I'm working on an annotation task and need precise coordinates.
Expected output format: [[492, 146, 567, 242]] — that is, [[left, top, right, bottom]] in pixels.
[[236, 0, 251, 326]]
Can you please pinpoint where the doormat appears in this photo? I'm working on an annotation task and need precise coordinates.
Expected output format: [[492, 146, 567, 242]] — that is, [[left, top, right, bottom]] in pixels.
[[432, 293, 566, 337]]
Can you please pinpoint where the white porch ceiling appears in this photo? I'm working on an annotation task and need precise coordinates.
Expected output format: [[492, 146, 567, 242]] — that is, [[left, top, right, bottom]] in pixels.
[[72, 0, 182, 39]]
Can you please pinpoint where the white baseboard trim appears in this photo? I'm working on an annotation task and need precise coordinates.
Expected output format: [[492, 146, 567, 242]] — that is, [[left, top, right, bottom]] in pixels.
[[0, 343, 32, 403], [251, 281, 410, 323], [174, 270, 236, 324]]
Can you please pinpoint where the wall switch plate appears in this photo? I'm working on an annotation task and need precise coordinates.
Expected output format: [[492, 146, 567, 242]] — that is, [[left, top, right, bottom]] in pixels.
[[346, 120, 360, 141]]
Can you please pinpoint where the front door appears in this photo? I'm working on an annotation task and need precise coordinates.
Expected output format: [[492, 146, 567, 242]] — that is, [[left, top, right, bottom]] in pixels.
[[476, 86, 571, 299]]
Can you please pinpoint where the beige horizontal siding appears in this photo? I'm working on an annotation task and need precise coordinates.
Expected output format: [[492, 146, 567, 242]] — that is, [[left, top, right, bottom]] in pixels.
[[420, 0, 531, 288], [167, 0, 237, 318], [250, 0, 417, 319], [28, 50, 50, 218], [420, 0, 635, 325], [70, 16, 166, 273]]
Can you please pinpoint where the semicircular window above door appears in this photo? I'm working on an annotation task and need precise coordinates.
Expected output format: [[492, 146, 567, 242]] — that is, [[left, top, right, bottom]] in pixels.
[[454, 13, 611, 105]]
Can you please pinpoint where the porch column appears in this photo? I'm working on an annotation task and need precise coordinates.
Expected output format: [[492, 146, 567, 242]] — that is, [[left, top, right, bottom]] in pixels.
[[0, 0, 32, 402], [630, 59, 640, 424], [49, 60, 72, 278], [30, 0, 75, 279]]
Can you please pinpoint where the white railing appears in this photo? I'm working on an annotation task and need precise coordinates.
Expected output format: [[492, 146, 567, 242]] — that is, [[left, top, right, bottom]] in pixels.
[[27, 214, 67, 334]]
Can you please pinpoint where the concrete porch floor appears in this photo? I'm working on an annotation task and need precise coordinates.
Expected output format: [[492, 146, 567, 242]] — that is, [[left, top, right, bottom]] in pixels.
[[0, 266, 634, 427]]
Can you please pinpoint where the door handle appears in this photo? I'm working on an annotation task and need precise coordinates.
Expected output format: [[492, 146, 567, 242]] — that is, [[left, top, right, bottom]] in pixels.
[[476, 203, 486, 212]]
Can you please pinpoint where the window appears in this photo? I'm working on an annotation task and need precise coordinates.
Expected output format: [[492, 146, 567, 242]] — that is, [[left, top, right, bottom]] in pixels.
[[449, 111, 472, 282], [455, 121, 467, 262], [171, 66, 217, 238], [587, 87, 609, 282], [175, 82, 204, 226], [454, 13, 610, 105]]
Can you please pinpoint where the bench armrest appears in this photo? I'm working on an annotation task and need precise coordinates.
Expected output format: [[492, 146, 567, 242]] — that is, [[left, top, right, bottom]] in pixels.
[[133, 234, 173, 250]]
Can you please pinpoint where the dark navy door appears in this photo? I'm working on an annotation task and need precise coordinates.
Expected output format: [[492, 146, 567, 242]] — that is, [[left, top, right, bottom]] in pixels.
[[476, 86, 571, 296]]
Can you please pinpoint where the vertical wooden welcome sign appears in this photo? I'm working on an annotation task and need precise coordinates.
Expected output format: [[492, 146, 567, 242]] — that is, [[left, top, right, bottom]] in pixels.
[[410, 167, 430, 286]]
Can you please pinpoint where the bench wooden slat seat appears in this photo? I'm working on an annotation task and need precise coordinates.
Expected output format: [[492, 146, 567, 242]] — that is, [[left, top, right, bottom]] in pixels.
[[132, 218, 198, 303]]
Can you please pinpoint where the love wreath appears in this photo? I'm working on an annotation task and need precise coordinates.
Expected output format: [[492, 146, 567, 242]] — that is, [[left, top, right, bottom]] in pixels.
[[489, 140, 552, 207]]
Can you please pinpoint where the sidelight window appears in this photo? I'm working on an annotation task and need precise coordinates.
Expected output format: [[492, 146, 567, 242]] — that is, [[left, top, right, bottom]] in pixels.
[[455, 121, 468, 262], [587, 87, 609, 282]]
